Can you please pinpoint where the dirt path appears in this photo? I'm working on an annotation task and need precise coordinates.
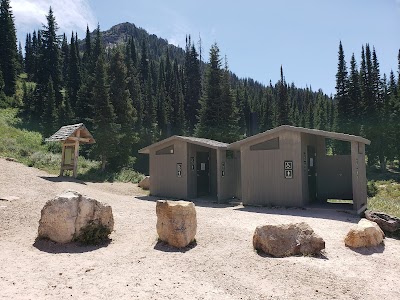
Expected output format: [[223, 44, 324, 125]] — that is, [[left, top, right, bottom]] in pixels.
[[0, 158, 399, 299]]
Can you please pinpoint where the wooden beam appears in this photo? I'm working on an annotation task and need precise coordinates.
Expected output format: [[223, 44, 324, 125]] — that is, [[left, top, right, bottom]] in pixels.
[[60, 143, 66, 176], [67, 136, 91, 143], [73, 129, 80, 178]]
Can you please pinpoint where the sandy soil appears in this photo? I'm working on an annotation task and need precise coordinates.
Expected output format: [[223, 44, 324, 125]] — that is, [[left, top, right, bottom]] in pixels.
[[0, 157, 399, 300]]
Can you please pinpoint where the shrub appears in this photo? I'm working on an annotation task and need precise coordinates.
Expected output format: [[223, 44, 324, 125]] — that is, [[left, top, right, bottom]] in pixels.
[[367, 181, 378, 197], [74, 222, 111, 245]]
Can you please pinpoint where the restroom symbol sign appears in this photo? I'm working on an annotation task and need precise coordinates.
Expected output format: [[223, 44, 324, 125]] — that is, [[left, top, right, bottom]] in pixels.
[[285, 169, 293, 179], [284, 160, 293, 179], [284, 161, 293, 170]]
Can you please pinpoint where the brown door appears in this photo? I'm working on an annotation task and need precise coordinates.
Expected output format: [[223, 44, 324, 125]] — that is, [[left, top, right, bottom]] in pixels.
[[196, 152, 210, 196], [307, 146, 317, 202]]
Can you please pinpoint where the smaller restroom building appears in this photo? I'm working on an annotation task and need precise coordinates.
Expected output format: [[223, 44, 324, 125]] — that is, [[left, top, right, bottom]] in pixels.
[[138, 136, 240, 202], [139, 126, 370, 213]]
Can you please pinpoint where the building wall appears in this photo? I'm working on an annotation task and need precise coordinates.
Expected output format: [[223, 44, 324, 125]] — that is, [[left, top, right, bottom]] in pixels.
[[217, 149, 240, 202], [149, 140, 188, 199], [240, 130, 303, 206], [351, 141, 368, 212]]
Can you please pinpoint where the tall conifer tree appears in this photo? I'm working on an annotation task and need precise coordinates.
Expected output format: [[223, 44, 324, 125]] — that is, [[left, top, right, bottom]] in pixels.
[[0, 0, 18, 96]]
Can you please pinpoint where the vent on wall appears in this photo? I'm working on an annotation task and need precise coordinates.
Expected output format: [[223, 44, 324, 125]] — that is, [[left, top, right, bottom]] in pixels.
[[156, 145, 174, 155], [250, 137, 279, 151]]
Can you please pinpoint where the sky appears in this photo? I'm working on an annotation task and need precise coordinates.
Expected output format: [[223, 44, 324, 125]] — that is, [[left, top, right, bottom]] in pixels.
[[10, 0, 400, 96]]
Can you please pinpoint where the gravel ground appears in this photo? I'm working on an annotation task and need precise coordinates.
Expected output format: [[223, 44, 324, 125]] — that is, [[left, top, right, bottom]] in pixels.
[[0, 157, 399, 300]]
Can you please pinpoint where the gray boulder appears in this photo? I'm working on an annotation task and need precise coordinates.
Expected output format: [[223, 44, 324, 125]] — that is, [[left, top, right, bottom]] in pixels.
[[253, 222, 325, 257], [365, 210, 400, 233], [38, 191, 114, 243]]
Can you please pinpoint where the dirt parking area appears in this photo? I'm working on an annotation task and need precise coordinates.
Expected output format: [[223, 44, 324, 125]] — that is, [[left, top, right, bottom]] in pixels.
[[0, 158, 399, 299]]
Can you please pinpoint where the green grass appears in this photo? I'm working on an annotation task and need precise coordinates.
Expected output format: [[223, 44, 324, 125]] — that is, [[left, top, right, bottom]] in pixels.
[[367, 165, 400, 218], [0, 108, 144, 183]]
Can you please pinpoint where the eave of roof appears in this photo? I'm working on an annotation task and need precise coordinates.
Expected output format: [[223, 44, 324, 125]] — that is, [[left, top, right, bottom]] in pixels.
[[138, 135, 228, 154], [228, 125, 371, 150], [45, 123, 96, 144]]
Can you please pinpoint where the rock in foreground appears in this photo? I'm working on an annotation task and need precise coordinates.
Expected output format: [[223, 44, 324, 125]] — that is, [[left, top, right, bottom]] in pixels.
[[38, 191, 114, 244], [365, 210, 400, 233], [156, 200, 197, 248], [344, 218, 384, 248], [253, 222, 325, 257]]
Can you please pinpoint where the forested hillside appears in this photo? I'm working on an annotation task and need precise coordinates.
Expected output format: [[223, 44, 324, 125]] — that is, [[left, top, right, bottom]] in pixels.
[[0, 1, 399, 175]]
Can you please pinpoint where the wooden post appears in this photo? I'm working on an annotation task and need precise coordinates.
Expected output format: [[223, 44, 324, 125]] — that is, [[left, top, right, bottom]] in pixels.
[[73, 129, 80, 178], [60, 143, 66, 176]]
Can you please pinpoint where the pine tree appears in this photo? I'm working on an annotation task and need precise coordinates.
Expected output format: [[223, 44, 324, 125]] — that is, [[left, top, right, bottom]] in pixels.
[[0, 0, 18, 96], [82, 25, 91, 68], [41, 77, 58, 137], [196, 43, 239, 142], [61, 33, 69, 85], [67, 32, 81, 110], [183, 36, 202, 134], [108, 49, 137, 169], [92, 55, 119, 171], [335, 41, 350, 133], [39, 7, 62, 106], [347, 53, 361, 135], [277, 65, 289, 125], [17, 41, 23, 74]]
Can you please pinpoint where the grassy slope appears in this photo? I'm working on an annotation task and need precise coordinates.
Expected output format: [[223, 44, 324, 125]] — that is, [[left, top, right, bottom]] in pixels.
[[0, 108, 144, 183]]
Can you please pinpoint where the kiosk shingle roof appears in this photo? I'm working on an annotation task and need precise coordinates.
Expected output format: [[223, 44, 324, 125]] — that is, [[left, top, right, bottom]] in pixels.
[[45, 123, 95, 144]]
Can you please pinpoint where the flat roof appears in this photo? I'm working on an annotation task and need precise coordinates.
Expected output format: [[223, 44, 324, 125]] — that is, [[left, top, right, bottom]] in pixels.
[[228, 125, 371, 150], [139, 135, 228, 154]]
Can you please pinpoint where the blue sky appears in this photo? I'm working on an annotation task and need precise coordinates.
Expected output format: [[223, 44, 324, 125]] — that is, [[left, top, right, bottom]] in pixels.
[[11, 0, 400, 95]]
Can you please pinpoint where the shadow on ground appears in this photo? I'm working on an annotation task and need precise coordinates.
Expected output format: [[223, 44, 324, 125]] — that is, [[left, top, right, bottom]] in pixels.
[[39, 176, 87, 185], [136, 196, 360, 222], [346, 243, 385, 255], [33, 238, 111, 254], [256, 249, 329, 260], [153, 240, 197, 253]]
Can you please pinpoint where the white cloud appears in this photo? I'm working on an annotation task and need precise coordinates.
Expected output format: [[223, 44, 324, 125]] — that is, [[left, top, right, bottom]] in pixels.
[[11, 0, 96, 38]]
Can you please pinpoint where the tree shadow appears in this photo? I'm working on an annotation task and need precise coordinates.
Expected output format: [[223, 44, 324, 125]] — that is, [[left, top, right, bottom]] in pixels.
[[153, 240, 197, 253], [39, 176, 87, 185], [33, 237, 111, 254], [255, 249, 329, 260], [346, 243, 385, 255]]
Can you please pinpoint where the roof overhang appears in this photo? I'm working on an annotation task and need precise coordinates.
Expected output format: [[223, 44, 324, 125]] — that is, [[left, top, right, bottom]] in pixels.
[[45, 123, 96, 144], [139, 135, 228, 154], [228, 125, 371, 150]]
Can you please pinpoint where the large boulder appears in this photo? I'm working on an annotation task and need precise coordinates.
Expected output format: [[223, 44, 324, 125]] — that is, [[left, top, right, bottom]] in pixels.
[[344, 218, 384, 248], [138, 176, 150, 190], [253, 222, 325, 257], [38, 191, 114, 244], [156, 200, 197, 248], [365, 210, 400, 233]]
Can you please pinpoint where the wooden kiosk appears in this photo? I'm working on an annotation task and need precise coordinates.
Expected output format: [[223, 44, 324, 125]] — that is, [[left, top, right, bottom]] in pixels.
[[46, 123, 95, 178]]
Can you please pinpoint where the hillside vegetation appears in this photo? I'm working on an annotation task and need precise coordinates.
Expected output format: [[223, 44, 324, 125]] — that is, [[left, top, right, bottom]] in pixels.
[[0, 108, 144, 183]]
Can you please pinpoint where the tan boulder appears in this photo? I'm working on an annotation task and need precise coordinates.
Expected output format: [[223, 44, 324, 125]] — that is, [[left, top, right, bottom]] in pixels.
[[38, 191, 114, 243], [156, 200, 197, 248], [138, 176, 150, 190], [253, 222, 325, 257], [344, 218, 384, 248]]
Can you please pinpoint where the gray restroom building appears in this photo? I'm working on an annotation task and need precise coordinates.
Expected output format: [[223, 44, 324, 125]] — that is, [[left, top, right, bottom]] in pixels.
[[139, 125, 370, 213], [138, 136, 240, 202]]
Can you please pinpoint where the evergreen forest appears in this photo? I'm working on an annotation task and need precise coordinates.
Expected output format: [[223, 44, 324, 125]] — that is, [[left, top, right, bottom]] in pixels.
[[1, 1, 399, 175]]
